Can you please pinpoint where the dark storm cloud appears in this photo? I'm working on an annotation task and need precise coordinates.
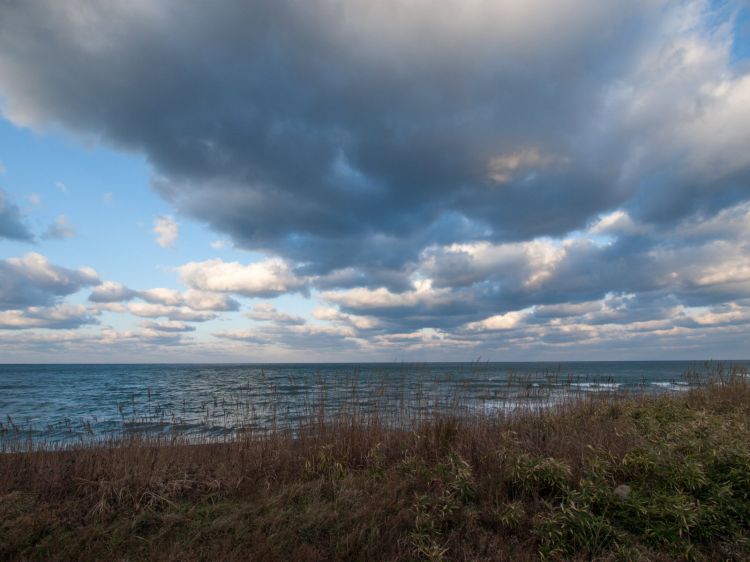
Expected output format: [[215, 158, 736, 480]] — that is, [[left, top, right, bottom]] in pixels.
[[324, 206, 750, 332], [0, 0, 695, 276], [0, 188, 33, 241], [0, 253, 100, 311]]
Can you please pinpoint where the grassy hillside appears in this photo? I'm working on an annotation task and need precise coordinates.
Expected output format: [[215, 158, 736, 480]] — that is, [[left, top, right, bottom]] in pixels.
[[1, 376, 750, 561]]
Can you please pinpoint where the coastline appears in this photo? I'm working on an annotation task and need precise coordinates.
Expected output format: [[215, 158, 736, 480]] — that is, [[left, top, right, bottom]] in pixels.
[[2, 376, 749, 561]]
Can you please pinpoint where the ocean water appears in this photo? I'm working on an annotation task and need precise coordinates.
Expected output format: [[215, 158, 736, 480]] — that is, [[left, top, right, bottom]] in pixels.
[[0, 361, 745, 444]]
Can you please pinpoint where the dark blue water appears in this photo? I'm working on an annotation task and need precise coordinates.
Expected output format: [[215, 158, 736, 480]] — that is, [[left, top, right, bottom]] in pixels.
[[0, 361, 745, 444]]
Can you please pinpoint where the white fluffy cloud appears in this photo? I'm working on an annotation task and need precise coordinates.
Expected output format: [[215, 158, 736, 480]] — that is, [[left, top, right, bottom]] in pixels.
[[179, 258, 306, 297], [139, 320, 196, 332], [0, 304, 97, 330], [0, 253, 99, 310], [465, 310, 530, 332], [99, 302, 219, 323], [153, 215, 178, 248], [88, 281, 139, 303], [88, 281, 240, 327], [322, 280, 448, 311], [247, 302, 305, 325], [140, 288, 238, 311]]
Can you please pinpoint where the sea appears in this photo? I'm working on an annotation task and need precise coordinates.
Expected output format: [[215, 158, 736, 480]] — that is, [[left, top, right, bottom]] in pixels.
[[0, 361, 746, 445]]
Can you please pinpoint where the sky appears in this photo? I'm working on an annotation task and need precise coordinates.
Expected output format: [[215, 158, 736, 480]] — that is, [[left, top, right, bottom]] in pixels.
[[1, 0, 750, 362]]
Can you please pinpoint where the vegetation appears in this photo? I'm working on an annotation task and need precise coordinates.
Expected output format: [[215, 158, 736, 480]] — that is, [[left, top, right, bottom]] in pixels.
[[1, 373, 750, 561]]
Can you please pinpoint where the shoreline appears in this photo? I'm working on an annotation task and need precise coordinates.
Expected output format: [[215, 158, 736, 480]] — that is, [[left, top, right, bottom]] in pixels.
[[3, 361, 746, 449], [2, 377, 749, 560]]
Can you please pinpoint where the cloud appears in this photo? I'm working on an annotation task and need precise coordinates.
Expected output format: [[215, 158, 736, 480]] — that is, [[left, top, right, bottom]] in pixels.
[[487, 147, 568, 184], [138, 320, 196, 333], [88, 279, 243, 326], [465, 310, 530, 332], [0, 253, 99, 310], [590, 210, 649, 237], [93, 297, 231, 323], [139, 287, 239, 311], [0, 304, 97, 330], [419, 240, 564, 290], [2, 2, 749, 256], [88, 281, 140, 303], [153, 215, 178, 248], [179, 258, 306, 297], [55, 181, 68, 193], [5, 0, 747, 278], [0, 330, 87, 350], [215, 302, 363, 352], [532, 301, 602, 319], [114, 302, 219, 323], [215, 321, 359, 352], [89, 282, 239, 311], [0, 188, 34, 241], [247, 302, 305, 325], [43, 214, 76, 239], [312, 198, 750, 335], [0, 327, 203, 360], [100, 327, 190, 347], [212, 330, 272, 346], [311, 306, 380, 330]]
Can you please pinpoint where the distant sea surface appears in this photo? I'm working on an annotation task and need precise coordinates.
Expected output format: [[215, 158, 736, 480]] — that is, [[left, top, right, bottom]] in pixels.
[[0, 361, 746, 443]]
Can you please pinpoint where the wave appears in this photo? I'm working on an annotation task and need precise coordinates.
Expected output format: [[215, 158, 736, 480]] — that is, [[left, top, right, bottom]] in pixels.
[[651, 381, 691, 392], [569, 382, 622, 392]]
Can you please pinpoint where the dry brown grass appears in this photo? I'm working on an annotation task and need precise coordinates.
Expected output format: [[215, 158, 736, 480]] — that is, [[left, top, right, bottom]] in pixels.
[[1, 373, 749, 561]]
